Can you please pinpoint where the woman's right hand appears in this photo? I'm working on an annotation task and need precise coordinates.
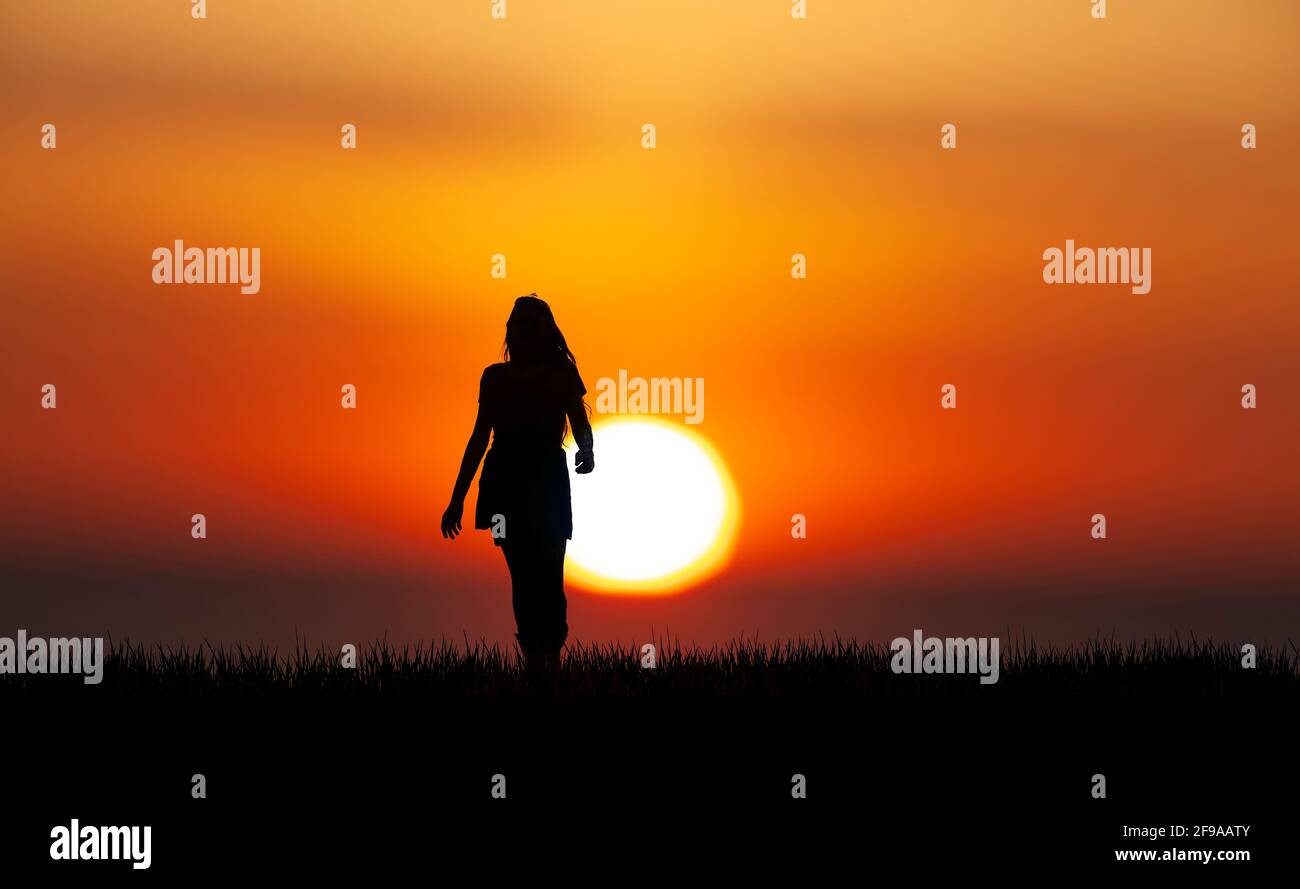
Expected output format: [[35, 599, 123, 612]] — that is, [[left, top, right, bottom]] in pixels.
[[440, 501, 464, 539]]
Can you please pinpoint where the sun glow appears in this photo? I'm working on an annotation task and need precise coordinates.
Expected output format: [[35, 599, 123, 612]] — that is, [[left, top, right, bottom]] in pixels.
[[566, 417, 739, 595]]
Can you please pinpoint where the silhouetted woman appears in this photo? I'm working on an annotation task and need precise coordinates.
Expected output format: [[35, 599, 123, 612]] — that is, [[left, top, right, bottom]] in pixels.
[[440, 294, 594, 682]]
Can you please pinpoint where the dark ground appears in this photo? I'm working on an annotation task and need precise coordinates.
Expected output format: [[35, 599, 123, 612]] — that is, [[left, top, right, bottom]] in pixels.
[[2, 637, 1296, 875]]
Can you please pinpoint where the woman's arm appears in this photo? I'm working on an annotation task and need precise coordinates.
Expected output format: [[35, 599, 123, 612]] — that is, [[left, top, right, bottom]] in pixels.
[[441, 403, 493, 539], [568, 397, 595, 474]]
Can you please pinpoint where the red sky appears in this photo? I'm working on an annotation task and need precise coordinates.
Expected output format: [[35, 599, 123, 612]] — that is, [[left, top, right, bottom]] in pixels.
[[3, 1, 1298, 649]]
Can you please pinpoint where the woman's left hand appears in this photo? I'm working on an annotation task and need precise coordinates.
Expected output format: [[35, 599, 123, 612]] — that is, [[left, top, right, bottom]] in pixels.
[[575, 448, 595, 474], [440, 501, 464, 538]]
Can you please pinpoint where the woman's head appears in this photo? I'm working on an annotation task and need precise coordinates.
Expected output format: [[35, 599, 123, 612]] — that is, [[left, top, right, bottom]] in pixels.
[[504, 293, 577, 366]]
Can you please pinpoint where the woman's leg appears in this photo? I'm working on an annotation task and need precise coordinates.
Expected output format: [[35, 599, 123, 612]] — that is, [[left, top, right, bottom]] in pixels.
[[500, 539, 562, 658], [537, 537, 569, 653], [500, 537, 568, 668], [499, 540, 532, 656]]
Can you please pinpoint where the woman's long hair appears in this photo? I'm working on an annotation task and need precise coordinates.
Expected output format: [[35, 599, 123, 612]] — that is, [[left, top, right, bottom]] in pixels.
[[502, 293, 579, 367], [502, 294, 589, 441]]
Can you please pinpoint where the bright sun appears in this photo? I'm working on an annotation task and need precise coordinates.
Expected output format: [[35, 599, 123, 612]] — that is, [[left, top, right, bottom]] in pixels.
[[567, 417, 739, 594]]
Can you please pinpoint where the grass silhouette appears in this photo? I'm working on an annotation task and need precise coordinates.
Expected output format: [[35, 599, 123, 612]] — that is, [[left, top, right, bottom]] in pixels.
[[2, 634, 1296, 698]]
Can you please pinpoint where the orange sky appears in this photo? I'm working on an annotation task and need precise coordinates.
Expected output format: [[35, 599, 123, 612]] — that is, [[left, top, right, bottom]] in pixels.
[[3, 1, 1298, 647]]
